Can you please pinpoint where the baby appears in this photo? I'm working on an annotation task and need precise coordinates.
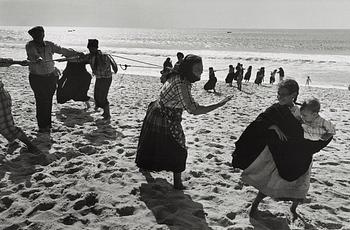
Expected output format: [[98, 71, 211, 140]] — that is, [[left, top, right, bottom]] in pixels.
[[300, 98, 335, 141]]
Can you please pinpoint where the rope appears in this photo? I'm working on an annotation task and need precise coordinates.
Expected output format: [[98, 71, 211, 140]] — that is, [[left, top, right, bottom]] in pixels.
[[110, 54, 162, 68], [118, 64, 160, 70]]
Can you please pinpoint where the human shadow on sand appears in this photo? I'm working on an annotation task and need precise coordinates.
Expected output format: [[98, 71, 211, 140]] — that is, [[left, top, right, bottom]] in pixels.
[[249, 210, 291, 230], [0, 148, 47, 187], [56, 107, 94, 127], [139, 171, 212, 230], [84, 119, 123, 146]]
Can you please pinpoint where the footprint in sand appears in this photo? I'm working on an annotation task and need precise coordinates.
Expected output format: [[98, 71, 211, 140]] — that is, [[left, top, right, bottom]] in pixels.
[[189, 170, 204, 178], [20, 188, 41, 198], [65, 191, 82, 201], [26, 200, 56, 217], [0, 196, 14, 212], [78, 145, 98, 155], [309, 204, 337, 214], [116, 206, 136, 216]]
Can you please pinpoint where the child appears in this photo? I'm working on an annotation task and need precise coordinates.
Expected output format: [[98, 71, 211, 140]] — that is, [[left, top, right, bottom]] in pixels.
[[85, 39, 118, 120], [300, 98, 335, 141], [0, 58, 41, 153]]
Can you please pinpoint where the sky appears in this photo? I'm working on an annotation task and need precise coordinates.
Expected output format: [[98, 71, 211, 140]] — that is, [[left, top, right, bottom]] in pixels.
[[1, 0, 350, 29]]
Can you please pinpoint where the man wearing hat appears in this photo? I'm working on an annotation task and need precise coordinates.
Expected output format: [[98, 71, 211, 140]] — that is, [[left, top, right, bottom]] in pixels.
[[25, 26, 77, 133], [85, 39, 118, 120]]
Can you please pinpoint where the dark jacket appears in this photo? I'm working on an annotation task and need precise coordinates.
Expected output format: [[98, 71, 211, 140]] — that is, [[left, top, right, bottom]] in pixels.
[[232, 103, 332, 181]]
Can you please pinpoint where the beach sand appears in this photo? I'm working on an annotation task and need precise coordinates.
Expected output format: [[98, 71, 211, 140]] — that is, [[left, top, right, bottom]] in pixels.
[[0, 66, 349, 230]]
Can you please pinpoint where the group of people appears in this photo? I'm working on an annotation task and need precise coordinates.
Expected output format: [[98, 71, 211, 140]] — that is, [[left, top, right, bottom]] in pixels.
[[137, 54, 335, 218], [0, 26, 336, 220], [0, 26, 118, 154], [163, 56, 287, 93], [225, 65, 285, 90]]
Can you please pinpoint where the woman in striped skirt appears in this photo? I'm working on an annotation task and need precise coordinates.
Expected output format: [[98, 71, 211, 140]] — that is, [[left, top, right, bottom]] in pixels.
[[136, 54, 232, 190]]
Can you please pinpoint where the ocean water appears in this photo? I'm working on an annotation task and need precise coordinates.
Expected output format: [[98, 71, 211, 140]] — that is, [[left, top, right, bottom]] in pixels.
[[1, 26, 350, 89]]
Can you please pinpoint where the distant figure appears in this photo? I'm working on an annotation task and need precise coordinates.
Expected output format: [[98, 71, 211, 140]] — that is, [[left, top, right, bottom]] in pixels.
[[25, 26, 78, 133], [162, 57, 173, 74], [300, 98, 335, 141], [244, 66, 252, 82], [160, 57, 174, 84], [56, 57, 92, 108], [225, 65, 235, 87], [0, 58, 41, 154], [277, 67, 285, 82], [254, 67, 265, 85], [305, 76, 311, 86], [233, 63, 241, 81], [270, 69, 277, 84], [204, 67, 217, 93], [348, 84, 350, 91], [173, 52, 184, 71], [136, 54, 232, 189], [236, 63, 244, 91], [84, 39, 118, 120]]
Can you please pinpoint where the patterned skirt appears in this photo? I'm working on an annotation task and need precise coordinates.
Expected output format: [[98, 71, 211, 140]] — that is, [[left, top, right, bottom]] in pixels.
[[135, 100, 187, 173], [0, 89, 24, 142], [241, 145, 311, 200]]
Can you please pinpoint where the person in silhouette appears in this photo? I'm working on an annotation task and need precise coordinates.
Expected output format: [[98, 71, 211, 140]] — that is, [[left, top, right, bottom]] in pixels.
[[204, 67, 217, 93], [225, 65, 235, 87]]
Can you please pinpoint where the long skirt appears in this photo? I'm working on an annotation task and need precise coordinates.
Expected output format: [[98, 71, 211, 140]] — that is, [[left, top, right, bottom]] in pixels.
[[241, 145, 311, 200], [135, 100, 187, 173], [0, 89, 24, 142], [57, 62, 91, 104]]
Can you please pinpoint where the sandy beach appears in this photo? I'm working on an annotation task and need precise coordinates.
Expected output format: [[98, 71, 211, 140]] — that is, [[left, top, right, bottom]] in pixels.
[[0, 66, 349, 230]]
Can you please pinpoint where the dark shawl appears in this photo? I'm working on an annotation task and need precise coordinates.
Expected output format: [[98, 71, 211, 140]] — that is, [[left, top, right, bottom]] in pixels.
[[204, 73, 217, 90], [232, 103, 332, 181], [225, 72, 234, 83], [57, 62, 91, 104]]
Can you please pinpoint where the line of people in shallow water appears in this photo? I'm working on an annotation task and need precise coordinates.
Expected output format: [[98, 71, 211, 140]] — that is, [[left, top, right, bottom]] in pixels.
[[0, 26, 336, 221]]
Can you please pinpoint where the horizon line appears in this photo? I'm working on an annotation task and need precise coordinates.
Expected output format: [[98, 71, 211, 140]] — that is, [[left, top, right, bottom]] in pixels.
[[1, 25, 350, 30]]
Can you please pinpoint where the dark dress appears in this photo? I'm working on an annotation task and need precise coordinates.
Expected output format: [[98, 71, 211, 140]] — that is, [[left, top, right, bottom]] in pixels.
[[204, 73, 217, 91], [57, 62, 91, 104], [225, 72, 234, 84], [244, 69, 252, 81], [136, 75, 198, 173]]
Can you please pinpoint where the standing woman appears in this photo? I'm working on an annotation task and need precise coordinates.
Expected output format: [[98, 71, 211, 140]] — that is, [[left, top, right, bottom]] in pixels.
[[203, 67, 217, 93], [225, 65, 235, 87], [232, 79, 332, 218], [244, 66, 252, 82], [136, 55, 232, 189]]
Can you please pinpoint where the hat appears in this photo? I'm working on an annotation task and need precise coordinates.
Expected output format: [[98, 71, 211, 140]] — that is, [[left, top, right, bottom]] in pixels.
[[28, 26, 44, 38], [87, 39, 99, 48]]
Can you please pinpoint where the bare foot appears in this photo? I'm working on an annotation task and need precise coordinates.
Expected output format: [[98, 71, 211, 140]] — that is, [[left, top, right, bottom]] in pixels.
[[290, 207, 299, 221]]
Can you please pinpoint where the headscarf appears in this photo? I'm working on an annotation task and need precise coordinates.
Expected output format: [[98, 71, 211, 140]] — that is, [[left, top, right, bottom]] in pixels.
[[28, 26, 44, 38], [178, 54, 202, 83]]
